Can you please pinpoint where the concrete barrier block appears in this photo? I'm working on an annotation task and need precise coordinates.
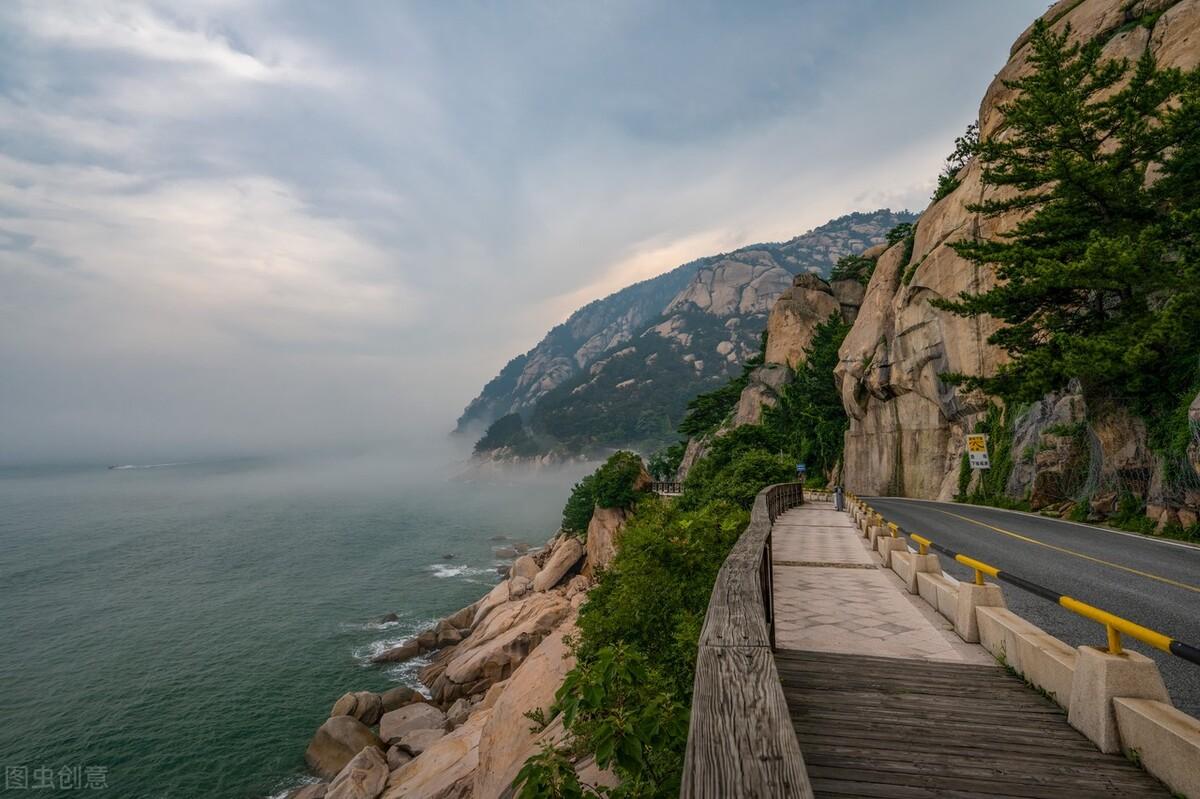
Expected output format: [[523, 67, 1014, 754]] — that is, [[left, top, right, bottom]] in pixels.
[[1068, 646, 1171, 754], [1016, 630, 1077, 710], [916, 572, 959, 624], [875, 536, 906, 567], [976, 606, 1035, 671], [867, 525, 885, 544], [953, 582, 1005, 643], [891, 552, 940, 594], [1114, 698, 1200, 799]]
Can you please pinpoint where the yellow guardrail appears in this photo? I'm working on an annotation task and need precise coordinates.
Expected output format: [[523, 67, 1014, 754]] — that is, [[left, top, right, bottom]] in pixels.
[[843, 497, 1200, 665]]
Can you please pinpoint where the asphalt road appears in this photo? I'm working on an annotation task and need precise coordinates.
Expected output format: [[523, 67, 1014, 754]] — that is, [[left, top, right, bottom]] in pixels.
[[865, 497, 1200, 717]]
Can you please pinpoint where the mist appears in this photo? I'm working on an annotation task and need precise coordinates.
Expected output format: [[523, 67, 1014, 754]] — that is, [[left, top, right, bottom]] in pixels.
[[0, 1, 1047, 465]]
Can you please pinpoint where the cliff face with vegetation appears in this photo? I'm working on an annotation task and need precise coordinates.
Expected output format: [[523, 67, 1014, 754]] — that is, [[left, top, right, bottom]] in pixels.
[[837, 0, 1200, 506], [459, 210, 915, 459]]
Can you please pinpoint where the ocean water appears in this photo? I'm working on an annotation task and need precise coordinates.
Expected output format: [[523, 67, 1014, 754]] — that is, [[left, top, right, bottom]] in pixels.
[[0, 453, 584, 798]]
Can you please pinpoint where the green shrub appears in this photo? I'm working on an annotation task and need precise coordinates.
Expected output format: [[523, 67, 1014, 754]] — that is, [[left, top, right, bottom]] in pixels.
[[561, 474, 597, 534], [830, 254, 877, 286], [647, 442, 686, 481], [592, 451, 648, 509]]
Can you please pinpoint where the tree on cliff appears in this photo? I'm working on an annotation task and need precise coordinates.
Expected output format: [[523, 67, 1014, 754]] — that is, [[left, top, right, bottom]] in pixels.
[[936, 19, 1200, 446]]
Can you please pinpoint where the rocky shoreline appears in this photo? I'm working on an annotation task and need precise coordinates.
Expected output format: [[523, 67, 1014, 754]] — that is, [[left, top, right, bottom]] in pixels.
[[286, 505, 629, 799]]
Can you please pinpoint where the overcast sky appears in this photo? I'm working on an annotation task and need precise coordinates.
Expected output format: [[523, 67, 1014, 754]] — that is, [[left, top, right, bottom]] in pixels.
[[0, 0, 1048, 463]]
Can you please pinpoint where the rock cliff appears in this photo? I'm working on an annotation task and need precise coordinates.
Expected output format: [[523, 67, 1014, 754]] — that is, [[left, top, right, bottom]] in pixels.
[[837, 0, 1200, 499]]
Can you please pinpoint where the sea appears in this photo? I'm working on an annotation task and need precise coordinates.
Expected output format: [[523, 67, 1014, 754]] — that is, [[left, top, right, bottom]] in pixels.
[[0, 452, 586, 798]]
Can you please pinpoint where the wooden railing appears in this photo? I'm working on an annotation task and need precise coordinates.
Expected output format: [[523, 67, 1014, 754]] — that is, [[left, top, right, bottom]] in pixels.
[[650, 481, 683, 496], [681, 482, 813, 798]]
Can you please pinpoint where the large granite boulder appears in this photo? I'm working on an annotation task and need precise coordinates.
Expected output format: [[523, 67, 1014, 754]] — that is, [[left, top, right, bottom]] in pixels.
[[379, 686, 424, 714], [379, 703, 447, 747], [330, 692, 383, 727], [428, 592, 571, 704], [289, 784, 328, 799], [583, 507, 626, 577], [511, 555, 539, 580], [326, 746, 387, 799], [533, 537, 585, 592], [474, 618, 577, 797], [371, 640, 420, 664], [305, 716, 385, 780], [381, 709, 493, 799]]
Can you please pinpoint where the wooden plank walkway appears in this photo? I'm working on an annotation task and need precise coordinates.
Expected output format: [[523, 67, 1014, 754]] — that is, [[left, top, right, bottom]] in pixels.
[[775, 649, 1169, 798]]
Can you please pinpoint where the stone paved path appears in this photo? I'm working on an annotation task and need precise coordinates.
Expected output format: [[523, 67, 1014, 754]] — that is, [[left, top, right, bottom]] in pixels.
[[772, 501, 990, 663], [771, 501, 1169, 798]]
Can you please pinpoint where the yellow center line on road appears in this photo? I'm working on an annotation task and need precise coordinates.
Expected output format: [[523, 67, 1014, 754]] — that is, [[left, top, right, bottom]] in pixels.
[[929, 508, 1200, 595]]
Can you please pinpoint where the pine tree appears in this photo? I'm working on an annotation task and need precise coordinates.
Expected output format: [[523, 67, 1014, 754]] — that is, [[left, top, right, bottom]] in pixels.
[[935, 20, 1200, 435]]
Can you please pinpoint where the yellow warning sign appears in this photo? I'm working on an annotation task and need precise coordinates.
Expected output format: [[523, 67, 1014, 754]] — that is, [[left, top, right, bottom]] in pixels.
[[966, 434, 988, 453], [966, 434, 990, 469]]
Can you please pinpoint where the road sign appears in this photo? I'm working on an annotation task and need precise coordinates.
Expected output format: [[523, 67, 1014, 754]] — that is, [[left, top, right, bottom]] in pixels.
[[796, 463, 807, 475], [966, 434, 990, 469]]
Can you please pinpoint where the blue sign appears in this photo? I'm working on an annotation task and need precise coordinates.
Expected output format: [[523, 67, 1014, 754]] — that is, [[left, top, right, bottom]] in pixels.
[[796, 463, 807, 474]]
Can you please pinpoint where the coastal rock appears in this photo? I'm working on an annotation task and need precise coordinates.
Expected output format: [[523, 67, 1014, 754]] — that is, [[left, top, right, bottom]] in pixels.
[[443, 601, 479, 631], [385, 746, 412, 771], [326, 746, 387, 799], [474, 618, 577, 798], [533, 537, 585, 592], [396, 727, 447, 756], [436, 627, 463, 647], [431, 592, 571, 704], [511, 555, 539, 580], [371, 641, 420, 664], [471, 580, 512, 627], [330, 692, 384, 727], [289, 784, 328, 799], [446, 697, 472, 728], [379, 612, 400, 624], [381, 708, 493, 799], [305, 716, 385, 780], [507, 574, 533, 599], [583, 507, 625, 576], [379, 704, 448, 746], [565, 574, 591, 600], [480, 680, 507, 710], [379, 686, 424, 713]]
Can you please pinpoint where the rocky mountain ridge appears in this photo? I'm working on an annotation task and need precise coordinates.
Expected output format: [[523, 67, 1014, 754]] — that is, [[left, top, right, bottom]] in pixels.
[[460, 209, 915, 458]]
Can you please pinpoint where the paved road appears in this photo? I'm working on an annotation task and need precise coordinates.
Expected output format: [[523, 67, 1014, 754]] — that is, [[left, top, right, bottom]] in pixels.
[[866, 498, 1200, 717]]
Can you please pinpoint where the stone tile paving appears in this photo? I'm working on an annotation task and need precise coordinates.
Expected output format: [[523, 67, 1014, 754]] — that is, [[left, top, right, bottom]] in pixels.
[[773, 502, 990, 664]]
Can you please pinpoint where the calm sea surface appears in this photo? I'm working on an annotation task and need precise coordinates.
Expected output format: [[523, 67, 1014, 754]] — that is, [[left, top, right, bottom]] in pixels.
[[0, 453, 582, 798]]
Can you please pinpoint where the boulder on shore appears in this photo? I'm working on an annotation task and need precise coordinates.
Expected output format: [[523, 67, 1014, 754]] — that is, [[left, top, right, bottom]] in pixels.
[[511, 555, 539, 580], [326, 745, 387, 799], [379, 685, 425, 714], [305, 716, 385, 780], [379, 703, 448, 746], [330, 691, 384, 727], [583, 507, 626, 577], [288, 784, 328, 799], [533, 537, 585, 592], [381, 709, 492, 799], [371, 640, 420, 664]]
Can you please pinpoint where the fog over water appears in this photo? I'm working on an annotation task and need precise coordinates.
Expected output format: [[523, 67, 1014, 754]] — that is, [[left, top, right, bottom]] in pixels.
[[0, 1, 1047, 466]]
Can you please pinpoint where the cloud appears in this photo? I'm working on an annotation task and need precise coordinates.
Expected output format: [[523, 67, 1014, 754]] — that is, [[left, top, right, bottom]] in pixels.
[[0, 0, 1049, 462]]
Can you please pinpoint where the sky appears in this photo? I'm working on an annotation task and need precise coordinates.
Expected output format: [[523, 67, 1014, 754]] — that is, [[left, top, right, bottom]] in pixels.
[[0, 0, 1049, 463]]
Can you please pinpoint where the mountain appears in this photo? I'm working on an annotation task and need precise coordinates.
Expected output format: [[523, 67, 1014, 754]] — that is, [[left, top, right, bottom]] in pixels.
[[459, 209, 916, 458]]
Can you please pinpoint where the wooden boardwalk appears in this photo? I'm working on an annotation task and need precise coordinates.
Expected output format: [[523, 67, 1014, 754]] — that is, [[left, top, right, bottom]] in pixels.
[[775, 649, 1169, 798]]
